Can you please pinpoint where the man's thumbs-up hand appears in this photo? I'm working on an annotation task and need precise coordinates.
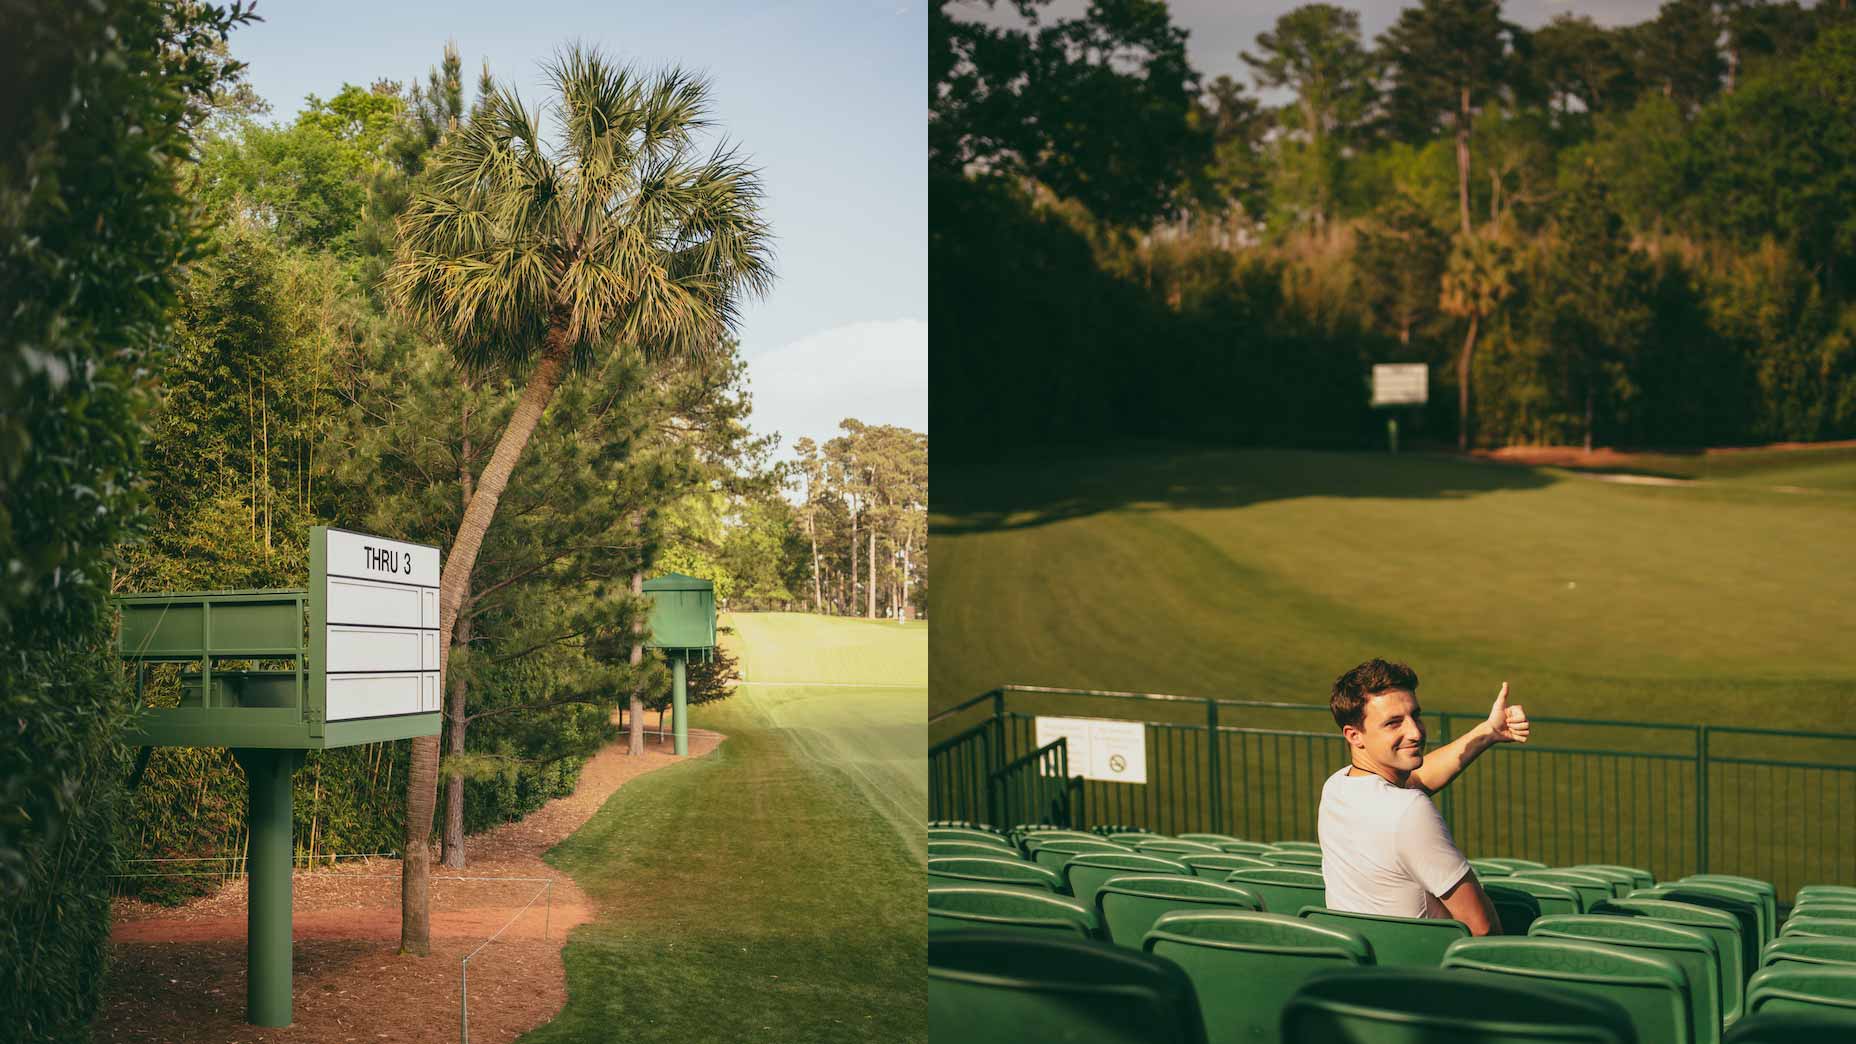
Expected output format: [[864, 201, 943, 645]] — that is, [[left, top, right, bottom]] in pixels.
[[1486, 682, 1530, 744]]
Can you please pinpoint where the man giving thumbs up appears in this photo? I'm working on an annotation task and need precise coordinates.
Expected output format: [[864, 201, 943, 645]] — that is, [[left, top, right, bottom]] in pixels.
[[1316, 660, 1531, 935]]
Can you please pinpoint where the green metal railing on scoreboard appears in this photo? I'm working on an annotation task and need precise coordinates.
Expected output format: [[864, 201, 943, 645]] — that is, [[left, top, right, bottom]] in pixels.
[[930, 685, 1856, 899]]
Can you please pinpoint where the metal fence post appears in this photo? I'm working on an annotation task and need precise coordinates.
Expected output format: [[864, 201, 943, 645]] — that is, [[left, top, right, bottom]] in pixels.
[[1206, 701, 1223, 835], [1436, 712, 1455, 829], [1697, 725, 1710, 874]]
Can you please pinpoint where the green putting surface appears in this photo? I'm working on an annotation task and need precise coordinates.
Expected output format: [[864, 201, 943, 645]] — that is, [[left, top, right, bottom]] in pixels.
[[521, 613, 926, 1043]]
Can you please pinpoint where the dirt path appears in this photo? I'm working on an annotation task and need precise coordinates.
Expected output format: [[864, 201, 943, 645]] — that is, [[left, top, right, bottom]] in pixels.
[[95, 726, 723, 1044]]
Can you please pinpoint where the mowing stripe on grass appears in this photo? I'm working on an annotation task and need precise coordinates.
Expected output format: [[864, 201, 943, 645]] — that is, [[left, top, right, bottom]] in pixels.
[[522, 616, 925, 1044]]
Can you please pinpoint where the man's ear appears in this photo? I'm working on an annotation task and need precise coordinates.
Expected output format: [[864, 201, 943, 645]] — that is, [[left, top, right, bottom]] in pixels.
[[1341, 723, 1365, 750]]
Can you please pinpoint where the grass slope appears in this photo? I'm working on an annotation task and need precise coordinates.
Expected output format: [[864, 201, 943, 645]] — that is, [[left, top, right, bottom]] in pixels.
[[931, 447, 1856, 730], [522, 613, 926, 1044]]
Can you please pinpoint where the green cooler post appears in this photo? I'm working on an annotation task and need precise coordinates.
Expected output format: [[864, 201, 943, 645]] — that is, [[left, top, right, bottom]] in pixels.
[[672, 651, 688, 756], [234, 748, 304, 1026]]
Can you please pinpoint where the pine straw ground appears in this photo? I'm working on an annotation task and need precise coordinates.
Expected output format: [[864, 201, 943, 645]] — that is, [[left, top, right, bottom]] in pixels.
[[95, 726, 724, 1044]]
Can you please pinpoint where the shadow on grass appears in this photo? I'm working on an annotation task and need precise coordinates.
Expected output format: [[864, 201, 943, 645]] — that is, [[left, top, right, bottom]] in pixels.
[[934, 443, 1558, 535]]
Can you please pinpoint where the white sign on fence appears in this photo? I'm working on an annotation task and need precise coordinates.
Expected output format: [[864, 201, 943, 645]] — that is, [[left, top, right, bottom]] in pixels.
[[1034, 716, 1148, 784], [320, 528, 442, 721], [1372, 363, 1429, 406]]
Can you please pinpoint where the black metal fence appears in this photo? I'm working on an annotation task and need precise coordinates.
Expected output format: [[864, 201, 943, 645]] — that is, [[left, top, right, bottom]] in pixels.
[[929, 685, 1856, 899]]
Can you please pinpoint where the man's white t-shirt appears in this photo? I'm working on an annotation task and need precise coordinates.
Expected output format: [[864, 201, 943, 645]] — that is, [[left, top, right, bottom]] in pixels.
[[1317, 766, 1471, 919]]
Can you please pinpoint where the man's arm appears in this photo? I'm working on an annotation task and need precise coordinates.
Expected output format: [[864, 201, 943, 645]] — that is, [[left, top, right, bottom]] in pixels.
[[1438, 871, 1499, 935], [1407, 682, 1529, 795]]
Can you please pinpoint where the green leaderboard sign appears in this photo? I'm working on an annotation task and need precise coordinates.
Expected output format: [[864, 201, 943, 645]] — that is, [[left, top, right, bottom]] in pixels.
[[640, 573, 716, 757], [117, 526, 443, 749], [113, 526, 443, 1027]]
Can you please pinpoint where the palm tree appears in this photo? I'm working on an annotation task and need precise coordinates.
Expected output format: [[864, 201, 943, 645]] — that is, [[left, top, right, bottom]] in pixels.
[[385, 46, 774, 955], [1439, 230, 1513, 451]]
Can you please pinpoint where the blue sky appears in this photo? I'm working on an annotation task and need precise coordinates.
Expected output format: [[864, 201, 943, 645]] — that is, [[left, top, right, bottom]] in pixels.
[[229, 0, 926, 460]]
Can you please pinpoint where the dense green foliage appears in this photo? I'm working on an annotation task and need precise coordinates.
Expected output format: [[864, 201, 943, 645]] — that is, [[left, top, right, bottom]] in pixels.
[[934, 1, 1856, 459], [0, 2, 252, 1038]]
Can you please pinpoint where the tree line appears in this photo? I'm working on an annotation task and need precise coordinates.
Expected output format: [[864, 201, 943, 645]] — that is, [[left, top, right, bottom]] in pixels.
[[792, 421, 929, 620], [933, 0, 1856, 459]]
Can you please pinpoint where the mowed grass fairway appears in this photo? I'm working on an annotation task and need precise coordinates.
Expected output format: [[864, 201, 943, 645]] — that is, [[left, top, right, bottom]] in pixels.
[[932, 446, 1856, 726], [931, 447, 1856, 889], [522, 612, 925, 1043]]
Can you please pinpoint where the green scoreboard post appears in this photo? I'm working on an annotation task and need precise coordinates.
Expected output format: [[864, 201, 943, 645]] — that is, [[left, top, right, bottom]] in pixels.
[[1371, 363, 1429, 453], [641, 573, 716, 757], [114, 526, 443, 1027]]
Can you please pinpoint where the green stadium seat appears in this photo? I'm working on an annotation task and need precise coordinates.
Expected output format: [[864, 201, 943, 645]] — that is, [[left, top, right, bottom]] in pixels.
[[1579, 864, 1656, 890], [1783, 917, 1856, 941], [1175, 833, 1247, 846], [1134, 839, 1224, 857], [1179, 853, 1277, 879], [1763, 937, 1856, 971], [1261, 850, 1324, 869], [1532, 913, 1724, 1044], [1269, 840, 1322, 853], [1063, 853, 1192, 910], [1567, 866, 1639, 899], [1470, 858, 1515, 877], [1490, 886, 1543, 937], [1443, 936, 1694, 1044], [1213, 841, 1277, 857], [1661, 882, 1772, 950], [929, 885, 1098, 939], [1797, 885, 1856, 905], [930, 827, 1016, 849], [1722, 1010, 1856, 1043], [1221, 867, 1326, 915], [1744, 966, 1856, 1019], [1482, 857, 1551, 872], [1095, 875, 1262, 948], [1788, 903, 1856, 923], [1299, 907, 1470, 966], [928, 856, 1064, 892], [1685, 876, 1779, 943], [1026, 837, 1136, 872], [1593, 897, 1749, 1024], [1488, 878, 1584, 917], [1143, 911, 1371, 1044], [1281, 966, 1638, 1044], [1512, 869, 1616, 912], [1103, 830, 1167, 844], [929, 930, 1209, 1044], [931, 840, 1029, 860], [1017, 827, 1107, 847]]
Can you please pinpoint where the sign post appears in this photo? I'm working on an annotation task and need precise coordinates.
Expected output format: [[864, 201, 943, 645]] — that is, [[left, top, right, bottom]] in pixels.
[[1371, 364, 1428, 453], [113, 526, 443, 1027], [641, 573, 716, 757]]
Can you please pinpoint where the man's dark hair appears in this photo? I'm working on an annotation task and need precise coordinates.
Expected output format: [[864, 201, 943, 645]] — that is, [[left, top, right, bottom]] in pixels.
[[1331, 659, 1419, 730]]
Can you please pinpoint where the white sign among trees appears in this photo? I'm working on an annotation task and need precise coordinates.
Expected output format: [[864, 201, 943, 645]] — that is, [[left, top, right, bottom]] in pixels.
[[1372, 363, 1429, 406], [319, 528, 442, 721]]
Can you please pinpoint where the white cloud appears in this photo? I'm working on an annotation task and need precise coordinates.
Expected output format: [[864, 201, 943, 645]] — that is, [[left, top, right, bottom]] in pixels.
[[746, 318, 926, 459]]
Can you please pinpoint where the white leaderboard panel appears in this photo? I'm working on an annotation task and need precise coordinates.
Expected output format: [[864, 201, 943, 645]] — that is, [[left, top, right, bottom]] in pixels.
[[320, 528, 441, 721]]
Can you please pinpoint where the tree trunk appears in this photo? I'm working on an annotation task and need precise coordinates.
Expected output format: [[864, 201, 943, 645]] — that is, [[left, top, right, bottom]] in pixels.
[[1457, 313, 1479, 452], [403, 332, 571, 957], [1456, 85, 1473, 238], [440, 612, 472, 868], [848, 505, 858, 620], [867, 528, 877, 619], [808, 522, 821, 613], [627, 568, 646, 756], [1584, 383, 1595, 453], [440, 394, 475, 869]]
